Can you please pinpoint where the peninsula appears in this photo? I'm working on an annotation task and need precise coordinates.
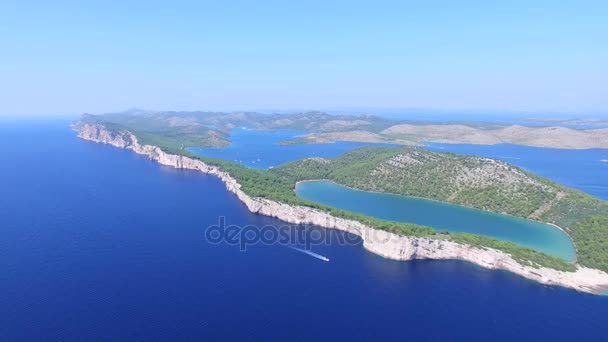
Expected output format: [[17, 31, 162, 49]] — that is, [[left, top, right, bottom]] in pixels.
[[73, 113, 608, 294], [80, 109, 608, 150]]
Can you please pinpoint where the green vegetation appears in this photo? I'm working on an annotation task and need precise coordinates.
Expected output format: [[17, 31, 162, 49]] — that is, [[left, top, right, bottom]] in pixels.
[[273, 147, 560, 218], [273, 147, 608, 272], [188, 154, 436, 237], [570, 215, 608, 271], [78, 115, 607, 273], [188, 153, 579, 271], [186, 154, 579, 271]]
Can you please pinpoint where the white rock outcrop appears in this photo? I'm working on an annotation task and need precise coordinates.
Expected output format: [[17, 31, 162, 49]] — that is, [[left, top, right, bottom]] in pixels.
[[74, 122, 608, 295]]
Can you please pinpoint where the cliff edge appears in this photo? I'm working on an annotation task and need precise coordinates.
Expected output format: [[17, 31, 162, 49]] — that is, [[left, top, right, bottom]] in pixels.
[[74, 122, 608, 295]]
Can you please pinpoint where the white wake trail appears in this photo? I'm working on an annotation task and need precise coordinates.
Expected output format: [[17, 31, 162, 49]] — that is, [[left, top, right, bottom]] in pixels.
[[288, 246, 330, 262]]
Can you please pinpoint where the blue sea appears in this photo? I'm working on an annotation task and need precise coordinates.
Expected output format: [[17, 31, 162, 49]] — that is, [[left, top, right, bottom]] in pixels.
[[1, 118, 607, 341], [188, 128, 396, 169]]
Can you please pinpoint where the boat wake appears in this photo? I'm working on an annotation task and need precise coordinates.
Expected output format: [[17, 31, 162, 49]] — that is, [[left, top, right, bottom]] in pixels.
[[288, 246, 330, 262]]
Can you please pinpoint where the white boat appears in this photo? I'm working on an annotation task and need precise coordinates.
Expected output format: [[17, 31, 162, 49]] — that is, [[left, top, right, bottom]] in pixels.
[[288, 246, 330, 262]]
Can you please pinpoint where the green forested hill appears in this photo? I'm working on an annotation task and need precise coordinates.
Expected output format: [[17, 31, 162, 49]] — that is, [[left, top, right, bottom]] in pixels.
[[272, 147, 608, 271]]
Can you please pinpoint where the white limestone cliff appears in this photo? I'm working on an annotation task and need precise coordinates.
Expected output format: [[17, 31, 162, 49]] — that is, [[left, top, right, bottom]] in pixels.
[[74, 122, 608, 295]]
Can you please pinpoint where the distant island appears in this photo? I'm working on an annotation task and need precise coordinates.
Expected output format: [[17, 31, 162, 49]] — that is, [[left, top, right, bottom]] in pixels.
[[73, 111, 608, 294], [80, 109, 608, 149], [523, 117, 608, 127]]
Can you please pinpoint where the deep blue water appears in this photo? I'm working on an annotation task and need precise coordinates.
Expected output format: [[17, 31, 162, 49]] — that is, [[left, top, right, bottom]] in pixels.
[[296, 181, 575, 260], [425, 143, 608, 200], [188, 128, 396, 169], [1, 119, 607, 341]]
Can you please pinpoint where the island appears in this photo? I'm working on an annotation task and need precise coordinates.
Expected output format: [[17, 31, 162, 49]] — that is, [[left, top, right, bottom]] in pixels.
[[78, 109, 608, 149], [73, 111, 608, 294]]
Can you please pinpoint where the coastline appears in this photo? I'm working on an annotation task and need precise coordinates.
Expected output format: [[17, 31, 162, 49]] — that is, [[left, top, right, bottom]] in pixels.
[[296, 179, 577, 262], [74, 122, 608, 295], [546, 222, 578, 257]]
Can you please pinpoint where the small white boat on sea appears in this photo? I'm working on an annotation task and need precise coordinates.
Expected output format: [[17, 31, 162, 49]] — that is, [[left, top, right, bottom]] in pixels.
[[288, 246, 330, 262]]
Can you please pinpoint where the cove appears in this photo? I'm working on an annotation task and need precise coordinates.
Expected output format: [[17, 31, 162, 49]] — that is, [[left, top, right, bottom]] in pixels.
[[188, 128, 396, 169], [296, 180, 576, 261]]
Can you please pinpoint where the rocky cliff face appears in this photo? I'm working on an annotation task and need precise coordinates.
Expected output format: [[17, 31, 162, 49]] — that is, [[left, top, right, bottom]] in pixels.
[[74, 122, 608, 295]]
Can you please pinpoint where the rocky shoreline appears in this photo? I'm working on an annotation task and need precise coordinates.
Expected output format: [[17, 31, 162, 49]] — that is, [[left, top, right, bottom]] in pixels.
[[74, 122, 608, 295]]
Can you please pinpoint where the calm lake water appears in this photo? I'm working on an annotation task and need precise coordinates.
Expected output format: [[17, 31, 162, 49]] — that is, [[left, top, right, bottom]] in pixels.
[[296, 181, 575, 260], [1, 119, 607, 340], [188, 128, 396, 169]]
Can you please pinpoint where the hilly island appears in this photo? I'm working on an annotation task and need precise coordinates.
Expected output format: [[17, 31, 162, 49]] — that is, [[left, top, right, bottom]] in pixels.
[[74, 111, 608, 294]]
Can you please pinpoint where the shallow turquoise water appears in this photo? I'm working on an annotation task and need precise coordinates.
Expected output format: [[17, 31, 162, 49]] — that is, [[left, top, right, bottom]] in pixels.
[[296, 180, 576, 261]]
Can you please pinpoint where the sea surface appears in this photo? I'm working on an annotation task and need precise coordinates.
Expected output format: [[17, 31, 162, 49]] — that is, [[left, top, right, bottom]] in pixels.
[[188, 128, 396, 169], [1, 119, 607, 341], [296, 181, 575, 260]]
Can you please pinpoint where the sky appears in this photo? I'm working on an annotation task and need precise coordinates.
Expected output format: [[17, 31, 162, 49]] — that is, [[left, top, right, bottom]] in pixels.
[[0, 0, 607, 116]]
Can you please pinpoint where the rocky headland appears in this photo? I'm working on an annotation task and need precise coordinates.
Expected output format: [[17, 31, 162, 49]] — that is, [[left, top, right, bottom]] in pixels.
[[74, 122, 608, 295]]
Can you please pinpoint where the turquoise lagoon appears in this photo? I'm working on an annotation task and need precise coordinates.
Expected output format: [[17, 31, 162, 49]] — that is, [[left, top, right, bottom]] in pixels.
[[296, 180, 576, 261]]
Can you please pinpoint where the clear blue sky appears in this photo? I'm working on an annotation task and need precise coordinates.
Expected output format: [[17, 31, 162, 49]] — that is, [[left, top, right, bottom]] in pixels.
[[1, 0, 606, 116]]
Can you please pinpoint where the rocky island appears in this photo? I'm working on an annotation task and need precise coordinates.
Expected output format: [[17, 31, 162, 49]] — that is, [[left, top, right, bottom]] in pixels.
[[73, 112, 608, 294]]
